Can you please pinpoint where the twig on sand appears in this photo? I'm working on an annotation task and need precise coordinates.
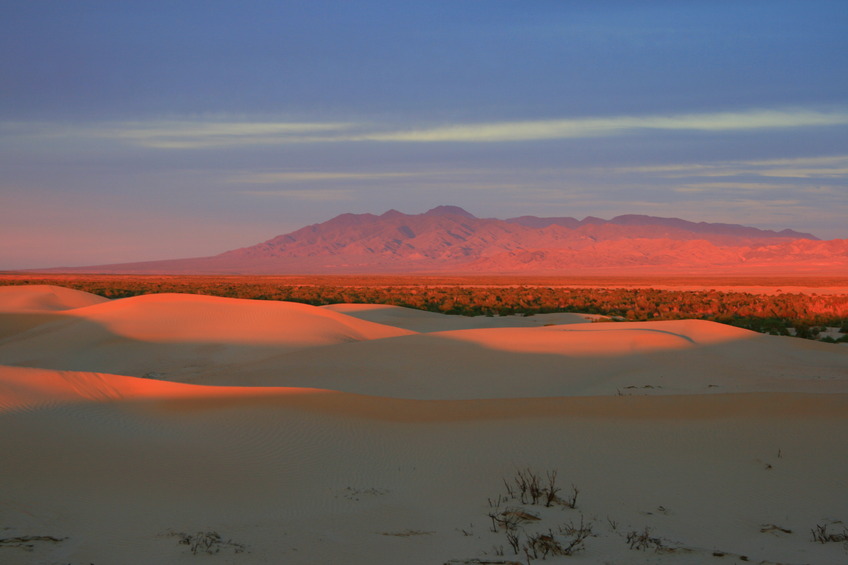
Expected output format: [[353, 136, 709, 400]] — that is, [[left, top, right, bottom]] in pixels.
[[0, 535, 66, 551]]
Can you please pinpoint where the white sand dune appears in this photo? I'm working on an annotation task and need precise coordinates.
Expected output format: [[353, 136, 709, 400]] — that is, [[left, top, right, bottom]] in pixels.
[[1, 286, 847, 565], [0, 291, 413, 380], [69, 293, 413, 344]]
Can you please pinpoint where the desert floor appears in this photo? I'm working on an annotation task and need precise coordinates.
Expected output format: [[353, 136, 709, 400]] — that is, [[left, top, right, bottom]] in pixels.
[[1, 285, 847, 565]]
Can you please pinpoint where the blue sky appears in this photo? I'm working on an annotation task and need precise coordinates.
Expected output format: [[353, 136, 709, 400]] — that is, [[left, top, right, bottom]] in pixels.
[[1, 0, 846, 268]]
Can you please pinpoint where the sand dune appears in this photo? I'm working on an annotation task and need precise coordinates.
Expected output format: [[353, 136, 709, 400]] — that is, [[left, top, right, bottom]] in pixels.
[[0, 284, 110, 311], [195, 320, 848, 398], [1, 286, 847, 565], [67, 292, 415, 344], [433, 318, 755, 355], [0, 285, 111, 339], [0, 290, 413, 380]]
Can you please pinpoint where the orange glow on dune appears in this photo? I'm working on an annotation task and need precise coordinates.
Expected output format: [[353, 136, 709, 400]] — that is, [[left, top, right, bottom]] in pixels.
[[0, 366, 329, 413], [2, 365, 847, 424], [435, 319, 757, 356], [64, 293, 414, 345]]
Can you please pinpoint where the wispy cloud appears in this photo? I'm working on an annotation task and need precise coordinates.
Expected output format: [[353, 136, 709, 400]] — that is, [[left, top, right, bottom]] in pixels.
[[238, 189, 356, 201], [104, 121, 360, 149], [743, 155, 848, 167], [673, 182, 790, 193], [748, 167, 848, 179], [355, 108, 848, 143], [5, 108, 846, 149], [230, 171, 420, 183], [747, 156, 847, 172], [610, 154, 848, 180], [228, 169, 530, 192], [1, 120, 359, 149]]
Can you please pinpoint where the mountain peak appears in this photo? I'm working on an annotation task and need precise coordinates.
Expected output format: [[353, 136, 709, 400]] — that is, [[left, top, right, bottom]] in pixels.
[[423, 205, 476, 219]]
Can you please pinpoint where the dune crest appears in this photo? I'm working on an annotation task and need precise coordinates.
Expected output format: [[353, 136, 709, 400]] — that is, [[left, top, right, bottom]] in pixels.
[[0, 284, 109, 311]]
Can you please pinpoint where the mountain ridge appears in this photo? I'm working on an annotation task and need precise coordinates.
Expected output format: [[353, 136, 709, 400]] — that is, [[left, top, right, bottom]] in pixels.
[[28, 206, 848, 275]]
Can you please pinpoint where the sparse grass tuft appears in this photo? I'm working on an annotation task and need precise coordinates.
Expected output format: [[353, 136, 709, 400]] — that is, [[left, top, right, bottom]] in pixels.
[[543, 470, 560, 507], [481, 469, 591, 561], [626, 527, 666, 552], [811, 523, 848, 544], [174, 531, 246, 555], [503, 468, 576, 509], [563, 484, 579, 509], [522, 519, 594, 560]]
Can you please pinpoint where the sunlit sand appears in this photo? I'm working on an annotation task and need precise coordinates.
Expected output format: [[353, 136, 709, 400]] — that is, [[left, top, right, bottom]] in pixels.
[[1, 285, 846, 564]]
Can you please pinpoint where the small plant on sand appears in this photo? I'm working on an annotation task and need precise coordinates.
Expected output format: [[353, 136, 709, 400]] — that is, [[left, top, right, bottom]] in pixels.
[[525, 529, 583, 560], [505, 529, 522, 555], [504, 468, 576, 509], [563, 484, 579, 509], [457, 469, 590, 564], [556, 515, 594, 554], [512, 518, 594, 561], [512, 468, 543, 505], [488, 508, 540, 534], [811, 523, 848, 544], [626, 527, 667, 552], [543, 470, 560, 507], [496, 519, 594, 561], [174, 531, 246, 555]]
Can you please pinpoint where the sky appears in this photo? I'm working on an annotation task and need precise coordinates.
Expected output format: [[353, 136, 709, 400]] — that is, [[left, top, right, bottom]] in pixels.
[[1, 0, 847, 269]]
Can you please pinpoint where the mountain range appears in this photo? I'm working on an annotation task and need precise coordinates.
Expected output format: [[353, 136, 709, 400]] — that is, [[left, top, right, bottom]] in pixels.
[[36, 205, 848, 275]]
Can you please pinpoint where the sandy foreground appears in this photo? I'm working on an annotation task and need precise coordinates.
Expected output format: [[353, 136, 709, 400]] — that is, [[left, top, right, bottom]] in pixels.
[[1, 285, 847, 565]]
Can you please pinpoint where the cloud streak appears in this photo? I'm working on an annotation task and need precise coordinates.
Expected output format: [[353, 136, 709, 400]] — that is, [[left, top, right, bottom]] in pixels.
[[5, 108, 847, 149], [673, 182, 790, 193], [239, 189, 356, 201], [0, 120, 358, 149], [357, 108, 848, 143], [230, 171, 420, 183], [106, 121, 359, 149], [610, 154, 848, 180]]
